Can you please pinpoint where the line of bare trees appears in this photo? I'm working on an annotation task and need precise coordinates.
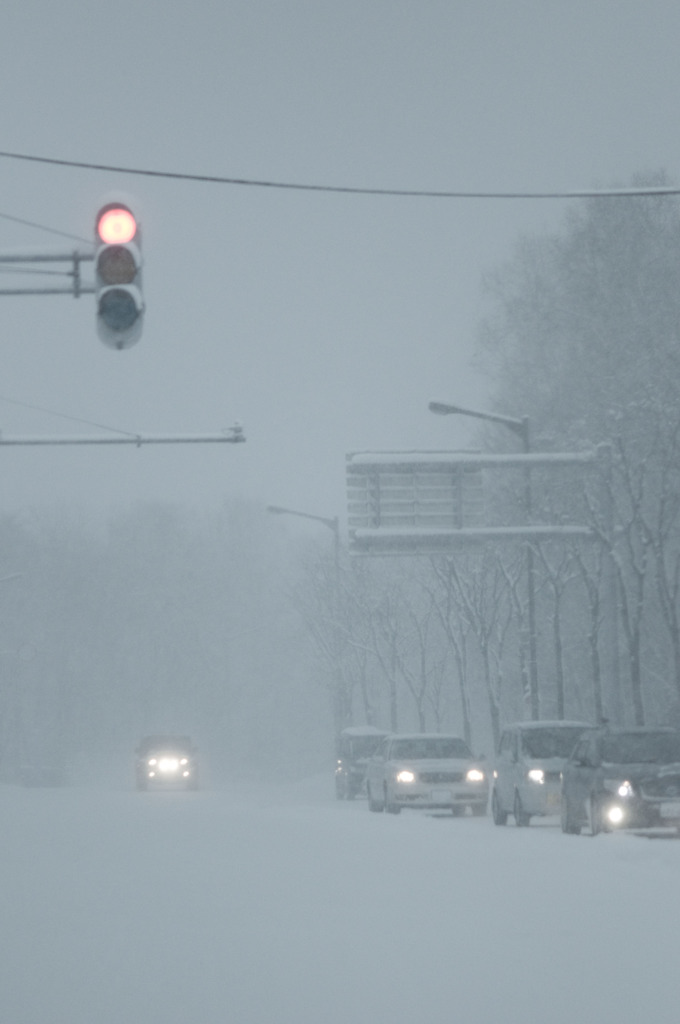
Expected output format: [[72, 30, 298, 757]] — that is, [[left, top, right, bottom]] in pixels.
[[295, 180, 680, 751]]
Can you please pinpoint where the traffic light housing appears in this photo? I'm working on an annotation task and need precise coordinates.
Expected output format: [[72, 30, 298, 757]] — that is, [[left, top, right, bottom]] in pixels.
[[94, 201, 144, 349]]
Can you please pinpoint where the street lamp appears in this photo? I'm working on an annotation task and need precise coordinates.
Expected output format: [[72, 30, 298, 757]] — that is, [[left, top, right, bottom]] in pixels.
[[266, 504, 345, 735], [429, 399, 540, 720], [266, 505, 339, 571]]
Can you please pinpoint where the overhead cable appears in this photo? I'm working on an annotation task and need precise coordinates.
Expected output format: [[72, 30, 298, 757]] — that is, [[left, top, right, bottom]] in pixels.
[[0, 150, 678, 200]]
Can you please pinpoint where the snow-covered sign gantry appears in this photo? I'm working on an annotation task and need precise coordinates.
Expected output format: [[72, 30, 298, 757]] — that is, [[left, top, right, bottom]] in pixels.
[[346, 449, 605, 555]]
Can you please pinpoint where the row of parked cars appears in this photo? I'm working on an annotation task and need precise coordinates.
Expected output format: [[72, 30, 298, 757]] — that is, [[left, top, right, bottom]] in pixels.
[[336, 721, 680, 834]]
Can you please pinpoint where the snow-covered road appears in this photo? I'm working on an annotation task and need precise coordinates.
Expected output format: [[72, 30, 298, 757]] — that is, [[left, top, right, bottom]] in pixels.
[[1, 777, 678, 1024]]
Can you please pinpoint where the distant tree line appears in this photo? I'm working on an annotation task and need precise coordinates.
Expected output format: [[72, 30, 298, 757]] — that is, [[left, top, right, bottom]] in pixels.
[[0, 500, 329, 784]]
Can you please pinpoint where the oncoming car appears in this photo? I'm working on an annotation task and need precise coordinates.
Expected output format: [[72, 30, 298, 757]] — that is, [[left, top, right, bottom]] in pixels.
[[560, 726, 680, 835], [365, 733, 488, 815], [135, 735, 199, 791]]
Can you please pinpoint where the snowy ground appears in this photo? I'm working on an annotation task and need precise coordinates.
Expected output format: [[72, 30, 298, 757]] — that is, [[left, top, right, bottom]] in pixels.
[[1, 775, 678, 1024]]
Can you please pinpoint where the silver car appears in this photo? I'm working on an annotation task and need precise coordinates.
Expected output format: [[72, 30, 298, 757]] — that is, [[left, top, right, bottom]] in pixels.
[[491, 720, 591, 826], [365, 733, 488, 815]]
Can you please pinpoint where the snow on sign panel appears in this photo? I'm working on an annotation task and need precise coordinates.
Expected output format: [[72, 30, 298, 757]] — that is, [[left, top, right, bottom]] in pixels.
[[346, 451, 485, 551], [346, 449, 601, 555]]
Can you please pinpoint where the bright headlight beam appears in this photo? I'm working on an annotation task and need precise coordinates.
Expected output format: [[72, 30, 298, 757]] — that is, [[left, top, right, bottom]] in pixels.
[[527, 769, 545, 784], [466, 769, 485, 783], [396, 770, 415, 783]]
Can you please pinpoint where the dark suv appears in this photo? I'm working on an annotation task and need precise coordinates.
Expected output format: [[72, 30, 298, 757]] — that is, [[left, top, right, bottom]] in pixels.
[[135, 735, 199, 791], [335, 726, 388, 799], [560, 726, 680, 835]]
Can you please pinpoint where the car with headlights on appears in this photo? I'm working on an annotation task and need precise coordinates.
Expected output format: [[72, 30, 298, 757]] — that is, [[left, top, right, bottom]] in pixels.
[[365, 733, 488, 815], [491, 720, 592, 826], [335, 725, 388, 799], [560, 726, 680, 835], [135, 735, 199, 791]]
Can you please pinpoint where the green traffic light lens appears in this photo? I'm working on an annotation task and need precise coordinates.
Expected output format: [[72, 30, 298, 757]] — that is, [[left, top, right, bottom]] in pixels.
[[98, 289, 140, 331]]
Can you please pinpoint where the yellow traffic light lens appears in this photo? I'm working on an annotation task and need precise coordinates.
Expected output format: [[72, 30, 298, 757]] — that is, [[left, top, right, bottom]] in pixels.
[[97, 245, 137, 285], [97, 208, 137, 244]]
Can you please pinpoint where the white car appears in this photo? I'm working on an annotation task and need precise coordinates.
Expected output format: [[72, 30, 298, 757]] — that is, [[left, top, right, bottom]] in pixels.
[[491, 720, 591, 826], [365, 733, 488, 815]]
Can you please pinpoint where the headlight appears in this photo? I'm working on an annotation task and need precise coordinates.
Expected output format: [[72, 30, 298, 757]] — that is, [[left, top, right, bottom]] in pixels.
[[604, 779, 634, 797], [606, 805, 625, 825], [527, 769, 545, 784], [396, 770, 415, 783], [158, 757, 180, 773], [466, 769, 485, 783], [148, 758, 157, 766]]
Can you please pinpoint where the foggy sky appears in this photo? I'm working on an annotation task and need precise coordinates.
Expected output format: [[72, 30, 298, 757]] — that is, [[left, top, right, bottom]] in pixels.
[[1, 0, 679, 531]]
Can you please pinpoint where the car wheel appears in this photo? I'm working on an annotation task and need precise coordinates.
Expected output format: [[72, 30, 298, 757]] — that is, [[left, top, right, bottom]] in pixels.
[[560, 795, 582, 835], [367, 782, 383, 813], [514, 791, 531, 827], [492, 790, 508, 826], [385, 786, 401, 814]]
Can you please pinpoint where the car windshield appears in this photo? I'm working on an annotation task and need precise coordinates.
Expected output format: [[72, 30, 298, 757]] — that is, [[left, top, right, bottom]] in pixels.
[[139, 735, 192, 755], [390, 737, 472, 760], [348, 735, 384, 759], [601, 731, 680, 765], [522, 727, 586, 759]]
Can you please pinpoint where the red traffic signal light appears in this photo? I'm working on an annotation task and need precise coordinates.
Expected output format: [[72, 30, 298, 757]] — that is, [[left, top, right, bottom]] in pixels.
[[97, 207, 138, 245], [94, 201, 144, 349]]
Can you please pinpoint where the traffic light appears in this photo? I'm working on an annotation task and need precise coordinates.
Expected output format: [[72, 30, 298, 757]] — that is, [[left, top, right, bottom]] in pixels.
[[94, 201, 144, 349]]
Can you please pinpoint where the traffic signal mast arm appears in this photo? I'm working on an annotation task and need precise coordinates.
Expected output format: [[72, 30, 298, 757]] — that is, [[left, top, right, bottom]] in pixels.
[[0, 426, 246, 447], [0, 250, 94, 297]]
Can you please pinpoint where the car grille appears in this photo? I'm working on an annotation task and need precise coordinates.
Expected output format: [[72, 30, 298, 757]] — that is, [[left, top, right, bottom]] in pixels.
[[419, 771, 464, 784], [640, 773, 680, 799]]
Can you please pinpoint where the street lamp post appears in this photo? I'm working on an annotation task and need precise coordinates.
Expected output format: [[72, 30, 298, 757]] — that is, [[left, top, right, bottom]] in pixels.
[[266, 505, 345, 736], [266, 505, 339, 573], [429, 400, 540, 719]]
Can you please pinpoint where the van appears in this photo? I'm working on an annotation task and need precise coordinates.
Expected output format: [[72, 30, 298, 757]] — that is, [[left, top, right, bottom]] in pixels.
[[491, 720, 591, 826]]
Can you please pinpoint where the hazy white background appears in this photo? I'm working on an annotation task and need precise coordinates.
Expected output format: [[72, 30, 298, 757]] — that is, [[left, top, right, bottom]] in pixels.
[[1, 1, 679, 527]]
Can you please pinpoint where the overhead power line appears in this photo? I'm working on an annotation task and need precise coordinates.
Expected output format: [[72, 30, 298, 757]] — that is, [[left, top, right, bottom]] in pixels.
[[0, 394, 140, 438], [0, 208, 90, 243], [0, 150, 678, 200]]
